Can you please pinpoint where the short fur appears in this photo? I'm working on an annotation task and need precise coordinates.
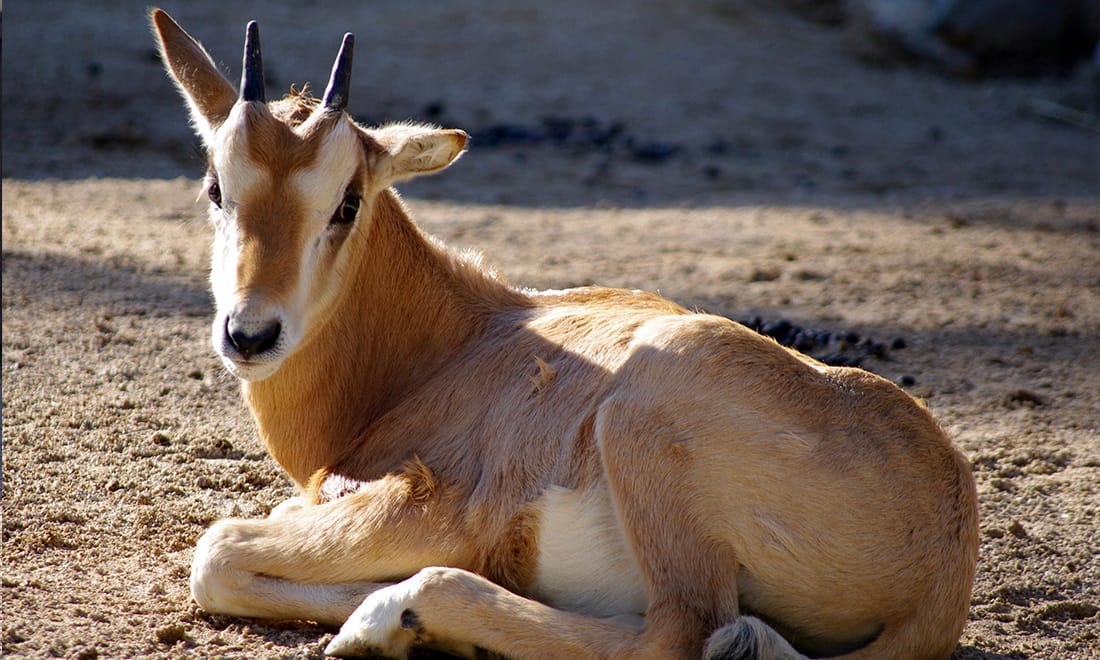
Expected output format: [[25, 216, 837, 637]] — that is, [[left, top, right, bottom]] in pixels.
[[152, 9, 979, 659]]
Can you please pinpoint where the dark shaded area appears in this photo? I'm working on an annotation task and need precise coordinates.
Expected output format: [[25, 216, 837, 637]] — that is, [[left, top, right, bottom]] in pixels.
[[736, 314, 907, 371], [1, 249, 209, 318], [785, 0, 1100, 79], [3, 1, 1096, 207], [934, 0, 1100, 77]]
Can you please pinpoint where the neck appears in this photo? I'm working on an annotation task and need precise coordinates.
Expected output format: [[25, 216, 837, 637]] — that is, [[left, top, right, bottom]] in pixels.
[[241, 190, 526, 486]]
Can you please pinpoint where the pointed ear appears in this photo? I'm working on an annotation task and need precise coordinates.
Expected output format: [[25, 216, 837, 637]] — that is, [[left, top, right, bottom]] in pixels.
[[368, 123, 469, 187], [150, 8, 237, 145]]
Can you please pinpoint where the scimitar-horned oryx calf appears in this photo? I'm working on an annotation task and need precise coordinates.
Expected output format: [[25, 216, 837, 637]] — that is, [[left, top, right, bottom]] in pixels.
[[151, 9, 978, 659]]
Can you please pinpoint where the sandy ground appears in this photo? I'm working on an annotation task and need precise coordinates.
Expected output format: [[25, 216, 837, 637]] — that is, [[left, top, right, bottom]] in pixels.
[[3, 1, 1099, 658]]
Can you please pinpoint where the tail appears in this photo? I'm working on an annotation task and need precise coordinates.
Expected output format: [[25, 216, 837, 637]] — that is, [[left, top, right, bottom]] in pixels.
[[704, 612, 970, 660], [703, 617, 806, 660]]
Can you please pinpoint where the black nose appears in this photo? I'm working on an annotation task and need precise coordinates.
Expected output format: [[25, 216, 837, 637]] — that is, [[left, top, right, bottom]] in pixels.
[[226, 317, 281, 359]]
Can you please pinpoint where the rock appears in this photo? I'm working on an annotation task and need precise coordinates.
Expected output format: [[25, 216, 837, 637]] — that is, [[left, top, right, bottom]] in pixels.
[[1003, 389, 1046, 408]]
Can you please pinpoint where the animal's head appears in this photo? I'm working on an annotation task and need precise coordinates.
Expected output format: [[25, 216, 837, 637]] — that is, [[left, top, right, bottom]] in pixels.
[[151, 9, 467, 381]]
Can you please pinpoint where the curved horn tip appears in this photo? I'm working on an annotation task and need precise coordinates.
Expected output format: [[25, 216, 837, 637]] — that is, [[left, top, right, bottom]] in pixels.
[[240, 20, 266, 103], [322, 33, 355, 112]]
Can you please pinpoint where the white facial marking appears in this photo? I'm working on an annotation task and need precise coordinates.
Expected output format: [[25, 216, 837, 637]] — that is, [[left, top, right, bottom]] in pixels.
[[206, 112, 363, 382], [211, 105, 267, 203], [293, 120, 361, 208], [285, 120, 363, 337]]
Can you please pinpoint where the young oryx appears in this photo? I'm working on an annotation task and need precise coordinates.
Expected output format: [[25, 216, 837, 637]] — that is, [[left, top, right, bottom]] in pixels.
[[151, 9, 978, 659]]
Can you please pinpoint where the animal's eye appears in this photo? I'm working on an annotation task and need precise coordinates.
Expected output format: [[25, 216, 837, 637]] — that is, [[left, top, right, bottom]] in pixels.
[[331, 190, 360, 225], [208, 180, 222, 208]]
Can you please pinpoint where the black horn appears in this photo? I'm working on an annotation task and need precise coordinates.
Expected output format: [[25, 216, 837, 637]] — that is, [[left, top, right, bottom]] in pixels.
[[240, 20, 265, 103], [322, 33, 355, 112]]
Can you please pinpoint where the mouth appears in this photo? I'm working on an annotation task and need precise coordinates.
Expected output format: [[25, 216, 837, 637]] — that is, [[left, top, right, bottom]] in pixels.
[[218, 353, 283, 382], [213, 331, 285, 382]]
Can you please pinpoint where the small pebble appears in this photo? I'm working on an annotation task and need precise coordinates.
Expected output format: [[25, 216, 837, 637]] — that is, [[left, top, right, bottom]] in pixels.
[[761, 320, 793, 344], [1003, 389, 1046, 408], [793, 331, 817, 352], [1007, 520, 1030, 539], [155, 624, 189, 646]]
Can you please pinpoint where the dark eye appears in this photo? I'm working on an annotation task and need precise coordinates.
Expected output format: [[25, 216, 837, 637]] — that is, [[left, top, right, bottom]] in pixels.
[[332, 190, 360, 225], [208, 180, 222, 208]]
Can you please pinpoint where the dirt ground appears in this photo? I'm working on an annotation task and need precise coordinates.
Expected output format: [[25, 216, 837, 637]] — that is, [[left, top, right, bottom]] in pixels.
[[3, 2, 1099, 658]]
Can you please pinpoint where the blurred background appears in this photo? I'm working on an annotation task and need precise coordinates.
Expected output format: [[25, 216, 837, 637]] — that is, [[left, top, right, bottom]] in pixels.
[[3, 0, 1098, 206]]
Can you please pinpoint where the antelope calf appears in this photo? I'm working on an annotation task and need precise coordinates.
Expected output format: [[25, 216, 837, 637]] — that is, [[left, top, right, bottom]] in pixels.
[[152, 9, 978, 659]]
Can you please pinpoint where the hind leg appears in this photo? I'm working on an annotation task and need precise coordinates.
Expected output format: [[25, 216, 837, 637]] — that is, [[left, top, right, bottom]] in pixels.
[[593, 395, 743, 657], [325, 566, 643, 658]]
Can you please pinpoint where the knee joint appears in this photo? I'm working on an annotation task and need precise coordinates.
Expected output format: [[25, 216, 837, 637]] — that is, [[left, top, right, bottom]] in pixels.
[[190, 521, 246, 614]]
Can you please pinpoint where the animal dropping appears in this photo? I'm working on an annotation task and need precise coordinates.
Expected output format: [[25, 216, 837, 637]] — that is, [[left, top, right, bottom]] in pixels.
[[151, 9, 979, 659]]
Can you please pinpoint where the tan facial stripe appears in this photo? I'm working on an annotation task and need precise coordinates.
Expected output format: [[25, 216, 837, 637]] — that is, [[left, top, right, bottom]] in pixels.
[[242, 105, 322, 177], [234, 180, 306, 300], [226, 104, 344, 301]]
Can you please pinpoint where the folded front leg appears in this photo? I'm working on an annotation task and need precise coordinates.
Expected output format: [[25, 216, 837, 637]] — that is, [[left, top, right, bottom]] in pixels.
[[190, 473, 469, 624], [326, 566, 649, 659]]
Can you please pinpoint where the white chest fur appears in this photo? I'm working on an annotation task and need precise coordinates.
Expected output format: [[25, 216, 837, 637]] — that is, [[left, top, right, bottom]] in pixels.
[[530, 485, 648, 617]]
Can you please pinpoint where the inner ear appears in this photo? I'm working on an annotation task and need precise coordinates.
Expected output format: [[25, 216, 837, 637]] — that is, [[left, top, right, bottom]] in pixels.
[[368, 124, 469, 186], [398, 131, 468, 173]]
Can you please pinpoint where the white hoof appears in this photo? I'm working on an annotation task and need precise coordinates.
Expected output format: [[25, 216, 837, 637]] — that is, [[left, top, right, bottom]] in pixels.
[[324, 582, 419, 658]]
